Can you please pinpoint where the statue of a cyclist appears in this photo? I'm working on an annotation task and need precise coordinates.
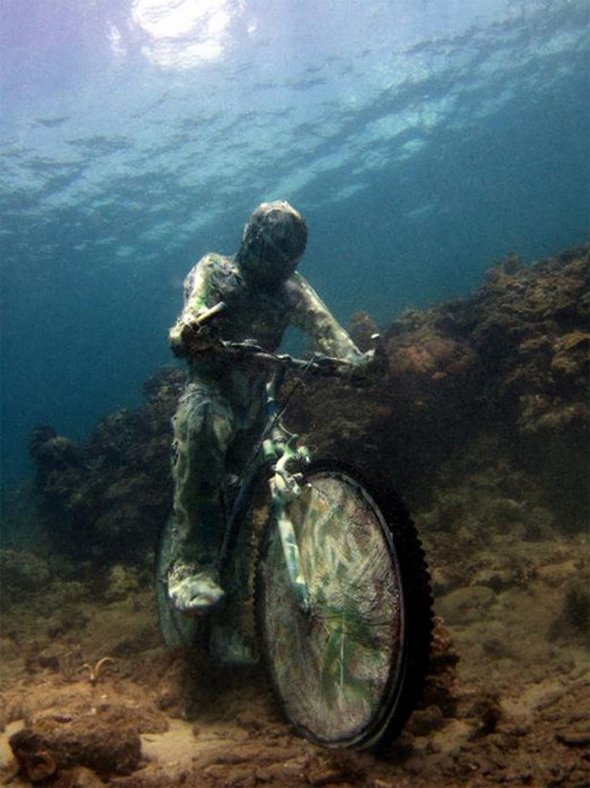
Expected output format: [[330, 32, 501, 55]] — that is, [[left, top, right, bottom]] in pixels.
[[167, 201, 373, 615]]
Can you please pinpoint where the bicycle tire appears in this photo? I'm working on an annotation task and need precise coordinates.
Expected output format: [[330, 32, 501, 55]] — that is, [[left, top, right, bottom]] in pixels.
[[255, 459, 432, 750]]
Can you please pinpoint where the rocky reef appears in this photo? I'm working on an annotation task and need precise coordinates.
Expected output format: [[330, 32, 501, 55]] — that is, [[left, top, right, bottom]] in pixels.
[[28, 368, 185, 563], [290, 245, 589, 530], [27, 246, 589, 563]]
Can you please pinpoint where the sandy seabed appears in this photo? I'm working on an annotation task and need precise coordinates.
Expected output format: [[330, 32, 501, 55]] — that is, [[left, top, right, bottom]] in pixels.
[[1, 518, 588, 788]]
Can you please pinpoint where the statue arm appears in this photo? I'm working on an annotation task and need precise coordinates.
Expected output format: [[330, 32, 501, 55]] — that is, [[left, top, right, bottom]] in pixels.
[[289, 273, 363, 363], [169, 256, 216, 356]]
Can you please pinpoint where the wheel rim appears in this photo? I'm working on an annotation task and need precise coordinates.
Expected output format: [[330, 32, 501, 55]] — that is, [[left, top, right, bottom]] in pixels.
[[260, 471, 405, 745]]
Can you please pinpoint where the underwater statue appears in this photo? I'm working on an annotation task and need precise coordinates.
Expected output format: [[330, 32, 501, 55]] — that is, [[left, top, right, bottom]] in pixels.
[[166, 200, 373, 614]]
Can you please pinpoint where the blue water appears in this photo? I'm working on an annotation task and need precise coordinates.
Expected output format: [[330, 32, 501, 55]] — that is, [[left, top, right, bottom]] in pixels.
[[1, 0, 588, 483]]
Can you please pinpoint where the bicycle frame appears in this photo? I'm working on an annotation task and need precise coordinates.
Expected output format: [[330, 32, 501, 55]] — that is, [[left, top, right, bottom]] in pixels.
[[218, 364, 314, 614]]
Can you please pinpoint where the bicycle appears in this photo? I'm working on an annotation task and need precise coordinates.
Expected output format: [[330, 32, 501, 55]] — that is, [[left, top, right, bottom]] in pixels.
[[156, 307, 433, 751]]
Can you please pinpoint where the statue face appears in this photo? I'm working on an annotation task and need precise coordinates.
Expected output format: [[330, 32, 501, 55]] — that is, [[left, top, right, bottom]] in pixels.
[[238, 201, 307, 285]]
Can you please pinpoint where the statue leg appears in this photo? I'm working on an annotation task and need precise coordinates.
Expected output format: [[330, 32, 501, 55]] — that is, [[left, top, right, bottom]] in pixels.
[[168, 381, 233, 612]]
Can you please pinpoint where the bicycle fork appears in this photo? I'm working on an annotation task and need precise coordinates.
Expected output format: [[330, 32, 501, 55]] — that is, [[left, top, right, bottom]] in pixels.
[[264, 431, 313, 614]]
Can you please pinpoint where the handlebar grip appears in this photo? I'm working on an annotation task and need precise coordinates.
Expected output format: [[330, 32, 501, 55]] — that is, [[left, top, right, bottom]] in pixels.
[[194, 301, 227, 326]]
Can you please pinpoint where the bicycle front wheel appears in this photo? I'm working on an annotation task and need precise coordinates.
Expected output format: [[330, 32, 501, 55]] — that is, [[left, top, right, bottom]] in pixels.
[[256, 460, 432, 750]]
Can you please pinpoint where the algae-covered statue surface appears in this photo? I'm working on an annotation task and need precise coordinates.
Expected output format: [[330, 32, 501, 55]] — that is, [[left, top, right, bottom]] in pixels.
[[166, 201, 370, 614]]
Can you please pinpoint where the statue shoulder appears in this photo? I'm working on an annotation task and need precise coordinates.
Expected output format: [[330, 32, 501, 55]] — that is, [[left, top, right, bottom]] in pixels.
[[182, 253, 226, 301], [185, 252, 232, 285], [197, 252, 231, 270]]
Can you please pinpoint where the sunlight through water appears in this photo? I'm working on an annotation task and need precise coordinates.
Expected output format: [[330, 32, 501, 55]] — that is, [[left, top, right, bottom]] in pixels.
[[130, 0, 241, 66]]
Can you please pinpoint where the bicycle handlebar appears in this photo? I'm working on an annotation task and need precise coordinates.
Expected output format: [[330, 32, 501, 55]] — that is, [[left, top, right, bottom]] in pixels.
[[211, 339, 356, 377], [185, 300, 377, 380]]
